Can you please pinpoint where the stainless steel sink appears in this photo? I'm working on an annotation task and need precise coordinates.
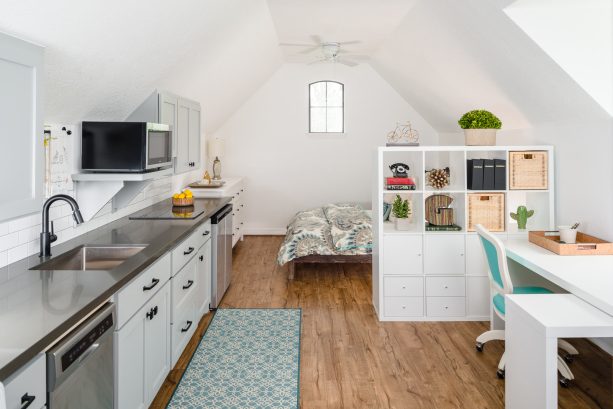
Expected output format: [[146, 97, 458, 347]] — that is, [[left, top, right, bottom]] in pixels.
[[32, 244, 147, 271]]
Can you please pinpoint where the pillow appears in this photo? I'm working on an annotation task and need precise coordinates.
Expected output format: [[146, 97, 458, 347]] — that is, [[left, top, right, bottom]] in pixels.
[[323, 203, 372, 252]]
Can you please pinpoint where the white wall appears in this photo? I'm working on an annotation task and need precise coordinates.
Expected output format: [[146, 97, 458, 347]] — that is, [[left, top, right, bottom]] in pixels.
[[213, 62, 438, 234]]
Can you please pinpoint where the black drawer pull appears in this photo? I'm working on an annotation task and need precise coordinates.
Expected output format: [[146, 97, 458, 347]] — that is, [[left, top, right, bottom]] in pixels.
[[146, 309, 154, 320], [183, 280, 194, 290], [183, 247, 195, 255], [202, 230, 210, 236], [199, 255, 204, 261], [21, 393, 35, 409], [143, 278, 160, 291], [153, 306, 158, 316], [181, 320, 193, 332]]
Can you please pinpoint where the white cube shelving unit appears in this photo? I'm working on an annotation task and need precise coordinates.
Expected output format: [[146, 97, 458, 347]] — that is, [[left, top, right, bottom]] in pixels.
[[372, 145, 555, 321]]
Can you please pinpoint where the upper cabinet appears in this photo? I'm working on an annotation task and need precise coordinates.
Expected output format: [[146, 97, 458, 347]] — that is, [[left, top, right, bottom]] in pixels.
[[127, 90, 202, 174], [0, 33, 44, 222]]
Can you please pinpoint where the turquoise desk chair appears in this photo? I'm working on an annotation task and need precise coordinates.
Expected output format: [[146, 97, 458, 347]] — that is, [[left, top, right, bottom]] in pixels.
[[474, 224, 578, 385]]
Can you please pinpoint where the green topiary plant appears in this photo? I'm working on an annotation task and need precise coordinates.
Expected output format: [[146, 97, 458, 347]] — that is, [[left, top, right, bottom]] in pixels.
[[458, 110, 502, 129], [392, 195, 411, 219]]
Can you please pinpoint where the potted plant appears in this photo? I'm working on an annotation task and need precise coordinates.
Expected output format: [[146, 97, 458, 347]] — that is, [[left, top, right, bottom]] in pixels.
[[458, 109, 502, 146], [392, 195, 412, 231]]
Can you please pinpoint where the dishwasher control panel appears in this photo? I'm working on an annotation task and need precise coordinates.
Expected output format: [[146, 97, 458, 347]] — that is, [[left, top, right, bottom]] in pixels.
[[61, 312, 114, 371]]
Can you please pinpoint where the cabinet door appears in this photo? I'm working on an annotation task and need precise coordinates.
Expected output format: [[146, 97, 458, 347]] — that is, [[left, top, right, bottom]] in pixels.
[[115, 308, 147, 409], [159, 92, 178, 158], [0, 33, 44, 221], [196, 240, 212, 317], [144, 282, 171, 406], [382, 235, 423, 275], [467, 276, 490, 317], [174, 100, 191, 174], [188, 102, 201, 168], [424, 235, 465, 275]]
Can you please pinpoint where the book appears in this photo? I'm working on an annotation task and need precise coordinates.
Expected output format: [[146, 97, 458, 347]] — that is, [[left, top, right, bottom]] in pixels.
[[425, 224, 462, 231], [386, 185, 417, 190], [467, 159, 484, 190], [483, 159, 495, 190], [494, 159, 506, 190], [385, 177, 416, 185]]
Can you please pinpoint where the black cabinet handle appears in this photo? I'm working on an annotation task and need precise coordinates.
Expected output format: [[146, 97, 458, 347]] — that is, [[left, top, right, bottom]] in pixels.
[[181, 321, 193, 332], [146, 309, 154, 320], [183, 280, 194, 290], [202, 230, 210, 236], [21, 393, 35, 409], [199, 255, 204, 261], [183, 246, 195, 255], [153, 306, 158, 316], [142, 278, 160, 291]]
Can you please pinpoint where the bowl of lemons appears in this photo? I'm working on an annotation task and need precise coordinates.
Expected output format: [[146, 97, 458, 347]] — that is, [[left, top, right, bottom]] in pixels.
[[172, 189, 194, 207]]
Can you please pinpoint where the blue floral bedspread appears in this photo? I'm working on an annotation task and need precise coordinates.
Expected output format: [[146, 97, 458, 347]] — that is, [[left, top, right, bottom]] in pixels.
[[277, 204, 372, 265]]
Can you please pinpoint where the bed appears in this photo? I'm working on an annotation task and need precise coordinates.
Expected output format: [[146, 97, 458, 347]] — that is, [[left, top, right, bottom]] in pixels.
[[277, 204, 373, 279]]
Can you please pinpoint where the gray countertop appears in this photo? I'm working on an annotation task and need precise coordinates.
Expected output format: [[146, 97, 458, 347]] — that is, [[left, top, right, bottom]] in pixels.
[[0, 197, 231, 382]]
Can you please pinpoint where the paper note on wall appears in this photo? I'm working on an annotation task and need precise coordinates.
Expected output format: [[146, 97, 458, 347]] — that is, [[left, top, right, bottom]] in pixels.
[[45, 124, 75, 196]]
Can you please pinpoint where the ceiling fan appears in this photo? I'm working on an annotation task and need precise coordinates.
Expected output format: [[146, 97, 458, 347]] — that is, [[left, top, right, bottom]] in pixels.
[[279, 35, 367, 67]]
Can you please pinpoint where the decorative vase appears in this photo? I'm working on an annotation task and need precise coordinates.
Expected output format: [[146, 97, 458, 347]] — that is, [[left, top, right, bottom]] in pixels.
[[464, 129, 497, 146], [212, 156, 222, 180], [395, 217, 411, 231]]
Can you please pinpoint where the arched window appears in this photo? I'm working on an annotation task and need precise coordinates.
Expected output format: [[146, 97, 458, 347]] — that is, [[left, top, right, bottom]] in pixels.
[[309, 81, 344, 133]]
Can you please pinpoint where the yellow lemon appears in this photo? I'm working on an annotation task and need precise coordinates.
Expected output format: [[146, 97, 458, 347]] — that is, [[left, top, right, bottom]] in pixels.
[[184, 189, 192, 195], [173, 193, 180, 199], [185, 192, 193, 198], [178, 193, 186, 199]]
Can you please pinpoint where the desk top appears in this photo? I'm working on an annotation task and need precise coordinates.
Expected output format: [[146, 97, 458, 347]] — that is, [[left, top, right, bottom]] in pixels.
[[505, 239, 613, 317]]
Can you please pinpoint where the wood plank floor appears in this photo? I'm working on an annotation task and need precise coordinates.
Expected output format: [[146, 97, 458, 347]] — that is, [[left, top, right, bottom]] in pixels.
[[151, 236, 612, 409]]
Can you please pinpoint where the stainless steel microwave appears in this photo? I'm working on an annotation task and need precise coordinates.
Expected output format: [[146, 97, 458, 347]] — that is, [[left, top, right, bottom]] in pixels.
[[81, 122, 172, 172]]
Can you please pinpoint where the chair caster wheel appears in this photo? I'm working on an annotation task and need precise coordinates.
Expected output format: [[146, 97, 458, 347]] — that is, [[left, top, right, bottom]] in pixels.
[[476, 342, 484, 352], [496, 369, 505, 379], [563, 354, 574, 364], [560, 377, 571, 388]]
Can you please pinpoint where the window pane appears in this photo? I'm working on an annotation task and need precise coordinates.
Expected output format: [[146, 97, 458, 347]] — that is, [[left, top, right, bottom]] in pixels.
[[310, 108, 326, 132], [327, 82, 343, 107], [310, 82, 326, 107], [327, 107, 343, 132]]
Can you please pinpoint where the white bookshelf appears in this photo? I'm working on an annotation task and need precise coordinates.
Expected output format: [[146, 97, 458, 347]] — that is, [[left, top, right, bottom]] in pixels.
[[372, 145, 555, 321]]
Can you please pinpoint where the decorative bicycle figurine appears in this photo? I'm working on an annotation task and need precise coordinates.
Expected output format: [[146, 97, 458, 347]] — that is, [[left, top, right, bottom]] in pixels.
[[386, 121, 419, 146]]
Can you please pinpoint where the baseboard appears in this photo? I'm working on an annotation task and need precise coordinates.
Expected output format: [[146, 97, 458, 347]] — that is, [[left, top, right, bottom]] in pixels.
[[243, 227, 286, 235]]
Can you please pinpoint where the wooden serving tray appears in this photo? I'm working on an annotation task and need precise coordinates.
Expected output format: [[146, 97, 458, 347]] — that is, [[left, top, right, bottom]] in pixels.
[[529, 231, 613, 256], [189, 180, 226, 189]]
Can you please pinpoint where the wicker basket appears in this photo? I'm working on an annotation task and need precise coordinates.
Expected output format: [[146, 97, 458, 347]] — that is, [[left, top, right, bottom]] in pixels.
[[509, 151, 548, 190], [467, 193, 505, 232], [172, 197, 194, 207]]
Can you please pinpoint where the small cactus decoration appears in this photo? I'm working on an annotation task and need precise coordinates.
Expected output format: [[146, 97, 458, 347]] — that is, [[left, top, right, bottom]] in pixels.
[[510, 206, 534, 230]]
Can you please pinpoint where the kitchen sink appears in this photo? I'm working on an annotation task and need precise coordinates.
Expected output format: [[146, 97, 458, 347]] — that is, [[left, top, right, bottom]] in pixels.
[[31, 244, 147, 271]]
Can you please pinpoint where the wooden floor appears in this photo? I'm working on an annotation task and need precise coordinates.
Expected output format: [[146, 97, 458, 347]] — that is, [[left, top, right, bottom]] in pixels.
[[151, 236, 612, 409]]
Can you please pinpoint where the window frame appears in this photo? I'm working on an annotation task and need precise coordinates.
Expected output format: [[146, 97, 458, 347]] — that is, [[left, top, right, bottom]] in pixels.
[[308, 80, 345, 134]]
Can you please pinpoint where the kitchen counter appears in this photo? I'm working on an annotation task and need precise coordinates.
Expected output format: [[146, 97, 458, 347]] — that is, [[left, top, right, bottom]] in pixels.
[[0, 197, 230, 382]]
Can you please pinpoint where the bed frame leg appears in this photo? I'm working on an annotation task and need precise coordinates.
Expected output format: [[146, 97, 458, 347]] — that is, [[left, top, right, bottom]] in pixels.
[[288, 261, 295, 280]]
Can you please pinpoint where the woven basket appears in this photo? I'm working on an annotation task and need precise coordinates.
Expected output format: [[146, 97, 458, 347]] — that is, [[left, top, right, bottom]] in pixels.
[[509, 151, 548, 190], [467, 193, 505, 232], [172, 197, 194, 207]]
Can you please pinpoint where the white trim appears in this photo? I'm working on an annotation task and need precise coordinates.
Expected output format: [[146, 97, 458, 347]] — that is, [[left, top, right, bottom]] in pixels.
[[243, 227, 286, 235]]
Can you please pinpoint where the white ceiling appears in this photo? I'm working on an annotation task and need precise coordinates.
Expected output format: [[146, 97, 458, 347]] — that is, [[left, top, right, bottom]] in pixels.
[[268, 0, 418, 63]]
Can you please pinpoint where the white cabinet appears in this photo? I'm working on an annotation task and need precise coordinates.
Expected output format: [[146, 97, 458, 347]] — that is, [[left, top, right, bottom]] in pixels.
[[0, 32, 44, 222], [196, 240, 212, 316], [3, 354, 45, 409], [188, 102, 201, 170], [159, 92, 178, 158], [382, 235, 423, 275], [424, 235, 465, 275], [467, 276, 491, 317], [115, 281, 171, 409]]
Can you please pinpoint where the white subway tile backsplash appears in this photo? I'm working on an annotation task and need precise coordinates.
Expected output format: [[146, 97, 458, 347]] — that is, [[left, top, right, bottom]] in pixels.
[[0, 232, 19, 252], [18, 225, 41, 245], [0, 251, 7, 268], [0, 222, 8, 236], [7, 244, 27, 264], [8, 214, 38, 233]]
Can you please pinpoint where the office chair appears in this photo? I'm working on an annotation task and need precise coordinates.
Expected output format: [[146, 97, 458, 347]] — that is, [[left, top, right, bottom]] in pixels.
[[474, 224, 579, 386]]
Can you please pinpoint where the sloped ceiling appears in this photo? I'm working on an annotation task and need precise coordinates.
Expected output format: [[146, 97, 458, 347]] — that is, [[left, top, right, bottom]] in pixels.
[[0, 0, 282, 133], [369, 0, 611, 132]]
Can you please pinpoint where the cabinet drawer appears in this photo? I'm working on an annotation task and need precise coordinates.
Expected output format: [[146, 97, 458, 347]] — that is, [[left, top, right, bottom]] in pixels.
[[171, 256, 198, 316], [383, 235, 423, 275], [425, 277, 466, 297], [171, 220, 211, 274], [426, 297, 466, 317], [116, 253, 171, 329], [171, 294, 197, 367], [384, 277, 423, 297], [4, 354, 45, 409], [384, 297, 424, 317]]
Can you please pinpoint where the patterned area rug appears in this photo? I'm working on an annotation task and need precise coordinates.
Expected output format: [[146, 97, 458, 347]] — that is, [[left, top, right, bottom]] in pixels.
[[167, 308, 302, 409]]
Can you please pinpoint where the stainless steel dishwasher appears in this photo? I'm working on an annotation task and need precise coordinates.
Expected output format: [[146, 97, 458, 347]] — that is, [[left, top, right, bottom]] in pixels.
[[211, 204, 233, 308], [47, 303, 115, 409]]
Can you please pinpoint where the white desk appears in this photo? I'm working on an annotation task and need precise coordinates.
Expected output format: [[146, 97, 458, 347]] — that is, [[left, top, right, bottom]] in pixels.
[[502, 239, 613, 408]]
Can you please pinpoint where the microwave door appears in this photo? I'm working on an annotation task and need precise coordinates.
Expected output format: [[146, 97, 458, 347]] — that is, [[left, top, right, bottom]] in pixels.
[[147, 130, 172, 169]]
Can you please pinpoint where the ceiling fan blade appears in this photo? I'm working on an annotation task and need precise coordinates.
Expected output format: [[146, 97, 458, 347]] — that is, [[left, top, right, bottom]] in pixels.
[[279, 42, 316, 47], [310, 35, 323, 45], [299, 46, 321, 54], [336, 59, 358, 67], [308, 58, 326, 66], [339, 40, 362, 45], [341, 54, 370, 61]]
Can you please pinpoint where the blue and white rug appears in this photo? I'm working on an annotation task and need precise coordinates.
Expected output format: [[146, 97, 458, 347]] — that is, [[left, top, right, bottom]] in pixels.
[[167, 308, 302, 409]]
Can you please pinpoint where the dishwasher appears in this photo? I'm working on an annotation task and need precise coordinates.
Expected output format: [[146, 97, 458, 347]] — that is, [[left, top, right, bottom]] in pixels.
[[211, 204, 233, 309], [47, 303, 115, 409]]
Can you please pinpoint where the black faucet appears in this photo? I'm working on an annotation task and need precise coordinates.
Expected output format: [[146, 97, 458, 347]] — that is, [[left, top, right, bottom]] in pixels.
[[40, 194, 84, 257]]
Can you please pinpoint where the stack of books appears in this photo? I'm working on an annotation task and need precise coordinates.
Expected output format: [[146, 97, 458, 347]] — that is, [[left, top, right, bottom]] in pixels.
[[386, 177, 416, 190]]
